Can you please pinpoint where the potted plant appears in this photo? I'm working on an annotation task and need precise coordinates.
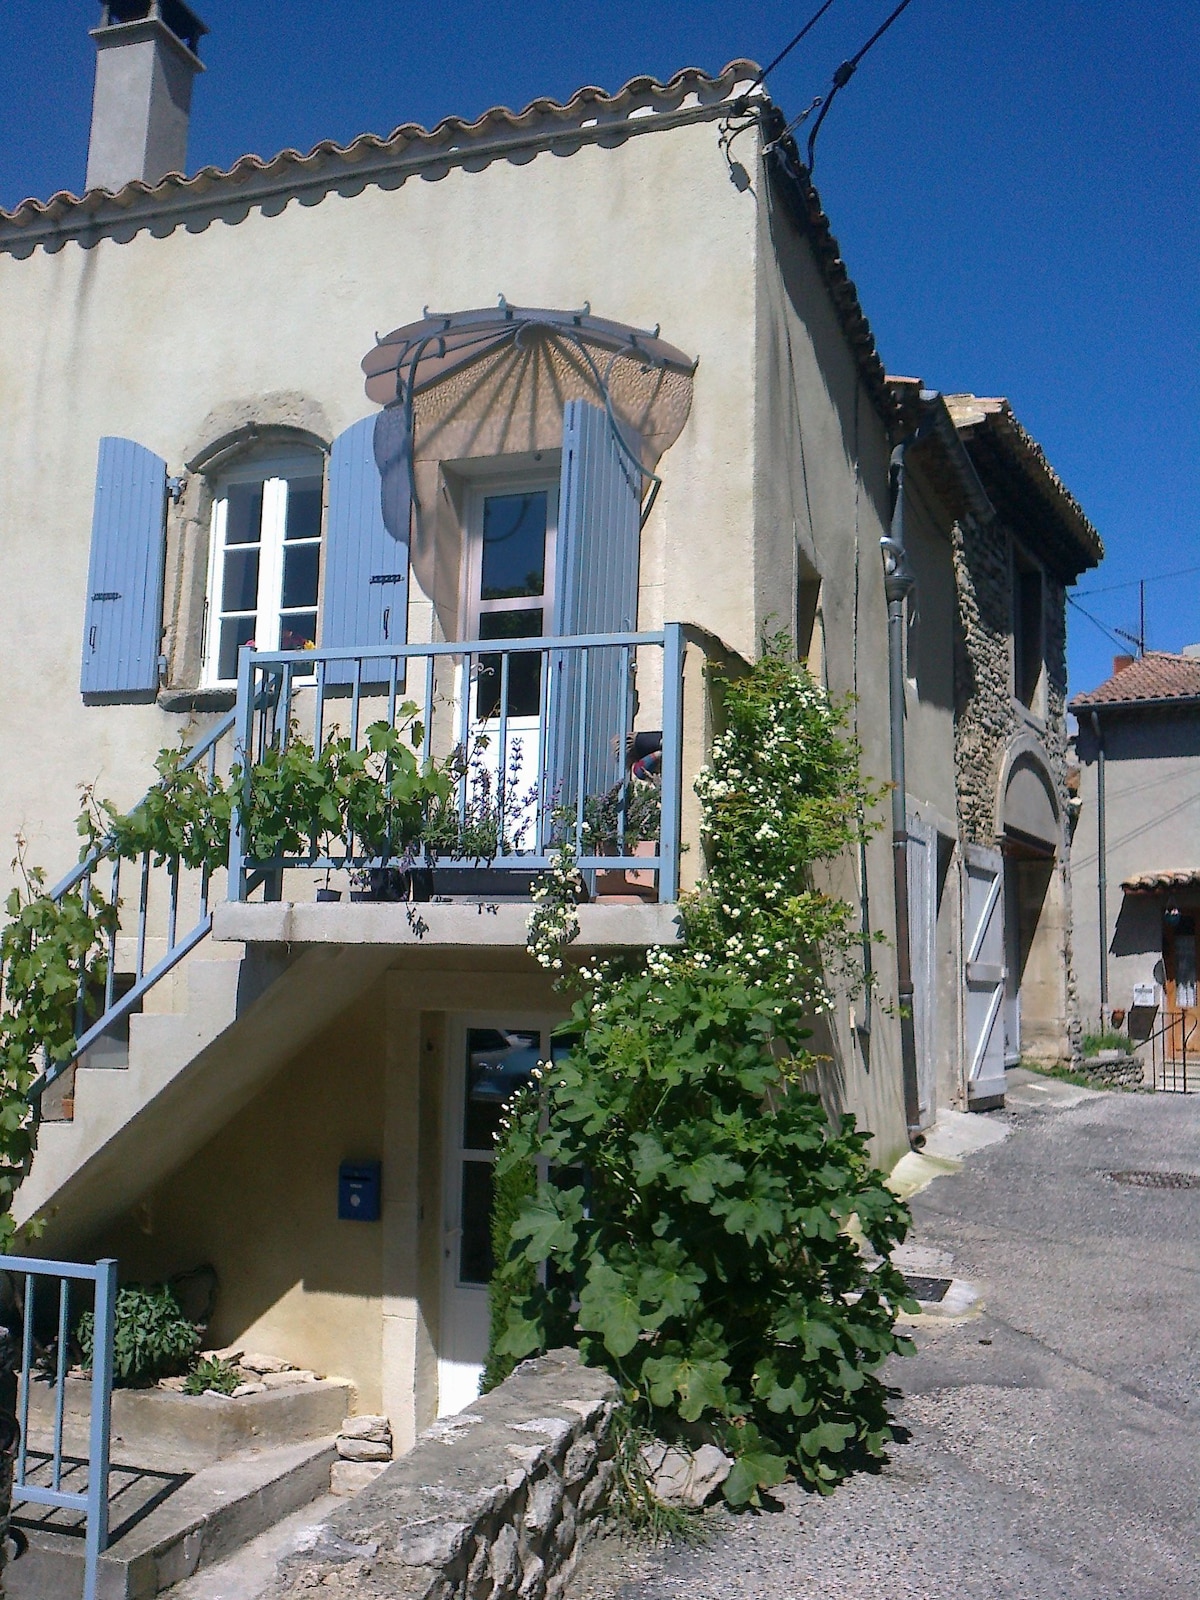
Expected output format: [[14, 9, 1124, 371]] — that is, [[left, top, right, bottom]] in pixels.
[[589, 780, 662, 902]]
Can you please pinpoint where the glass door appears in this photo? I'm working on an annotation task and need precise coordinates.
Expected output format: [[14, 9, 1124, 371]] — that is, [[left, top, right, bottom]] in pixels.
[[1164, 914, 1198, 1063], [461, 484, 557, 854], [438, 1016, 561, 1417]]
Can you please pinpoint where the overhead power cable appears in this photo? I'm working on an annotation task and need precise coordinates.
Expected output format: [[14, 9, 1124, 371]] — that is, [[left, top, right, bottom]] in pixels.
[[1067, 593, 1133, 653], [806, 0, 919, 171], [748, 0, 842, 93], [1074, 562, 1200, 600]]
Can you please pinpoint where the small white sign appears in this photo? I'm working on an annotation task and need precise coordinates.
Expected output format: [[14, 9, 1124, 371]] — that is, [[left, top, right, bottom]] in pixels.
[[1132, 982, 1159, 1008]]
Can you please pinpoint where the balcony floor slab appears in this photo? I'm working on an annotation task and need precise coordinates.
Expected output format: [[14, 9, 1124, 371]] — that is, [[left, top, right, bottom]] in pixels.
[[212, 900, 683, 950]]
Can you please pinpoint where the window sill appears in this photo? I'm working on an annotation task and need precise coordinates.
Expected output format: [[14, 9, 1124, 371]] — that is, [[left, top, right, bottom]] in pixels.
[[158, 686, 236, 714]]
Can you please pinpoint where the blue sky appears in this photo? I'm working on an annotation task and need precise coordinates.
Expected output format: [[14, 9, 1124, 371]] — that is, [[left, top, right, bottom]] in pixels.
[[3, 1, 1197, 697]]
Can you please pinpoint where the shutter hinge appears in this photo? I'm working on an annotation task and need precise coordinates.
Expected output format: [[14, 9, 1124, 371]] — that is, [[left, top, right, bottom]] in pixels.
[[167, 475, 188, 505]]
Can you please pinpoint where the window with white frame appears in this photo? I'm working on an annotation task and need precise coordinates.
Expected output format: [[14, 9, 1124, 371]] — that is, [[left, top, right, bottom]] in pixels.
[[203, 454, 324, 687], [463, 479, 558, 719]]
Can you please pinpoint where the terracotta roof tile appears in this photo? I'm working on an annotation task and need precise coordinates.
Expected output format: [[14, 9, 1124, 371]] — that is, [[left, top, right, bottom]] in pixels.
[[1070, 652, 1200, 710], [1121, 869, 1200, 894], [0, 62, 760, 250]]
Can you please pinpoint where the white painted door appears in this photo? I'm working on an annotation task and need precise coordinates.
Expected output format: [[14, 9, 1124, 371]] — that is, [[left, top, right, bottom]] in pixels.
[[438, 1015, 560, 1417], [963, 844, 1007, 1106], [907, 813, 938, 1126]]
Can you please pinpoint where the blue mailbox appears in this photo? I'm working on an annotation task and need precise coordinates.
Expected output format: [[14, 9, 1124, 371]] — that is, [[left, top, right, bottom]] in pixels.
[[338, 1161, 382, 1222]]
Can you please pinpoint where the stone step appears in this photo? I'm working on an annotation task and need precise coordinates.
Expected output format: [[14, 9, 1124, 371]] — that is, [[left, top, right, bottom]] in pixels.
[[24, 1376, 355, 1469], [8, 1435, 337, 1600]]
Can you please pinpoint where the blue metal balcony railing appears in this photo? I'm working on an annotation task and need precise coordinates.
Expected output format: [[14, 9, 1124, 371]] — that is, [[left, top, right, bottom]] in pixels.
[[23, 627, 684, 1105], [228, 625, 684, 903]]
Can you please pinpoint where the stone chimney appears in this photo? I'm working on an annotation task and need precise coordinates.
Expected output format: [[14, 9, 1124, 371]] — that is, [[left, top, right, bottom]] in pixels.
[[86, 2, 208, 194]]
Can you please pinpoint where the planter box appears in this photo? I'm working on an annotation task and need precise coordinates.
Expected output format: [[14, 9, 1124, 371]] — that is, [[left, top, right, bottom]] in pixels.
[[595, 841, 658, 903]]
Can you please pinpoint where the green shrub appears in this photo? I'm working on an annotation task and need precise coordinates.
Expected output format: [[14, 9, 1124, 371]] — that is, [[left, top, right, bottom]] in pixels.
[[78, 1283, 201, 1387], [1082, 1029, 1131, 1057], [480, 1145, 538, 1394], [502, 640, 914, 1506], [183, 1355, 242, 1396]]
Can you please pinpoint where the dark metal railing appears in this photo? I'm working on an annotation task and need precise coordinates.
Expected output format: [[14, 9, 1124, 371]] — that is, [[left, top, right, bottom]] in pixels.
[[1146, 1008, 1199, 1093]]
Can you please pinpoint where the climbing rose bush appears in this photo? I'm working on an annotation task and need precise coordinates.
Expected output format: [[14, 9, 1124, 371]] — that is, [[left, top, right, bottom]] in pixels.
[[499, 638, 915, 1504]]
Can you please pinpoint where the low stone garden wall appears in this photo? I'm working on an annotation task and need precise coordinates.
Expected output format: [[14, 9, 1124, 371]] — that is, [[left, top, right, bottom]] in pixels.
[[266, 1349, 619, 1600], [1082, 1051, 1146, 1088]]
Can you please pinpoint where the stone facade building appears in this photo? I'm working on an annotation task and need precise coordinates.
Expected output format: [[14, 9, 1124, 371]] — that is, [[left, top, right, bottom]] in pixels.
[[946, 395, 1099, 1076]]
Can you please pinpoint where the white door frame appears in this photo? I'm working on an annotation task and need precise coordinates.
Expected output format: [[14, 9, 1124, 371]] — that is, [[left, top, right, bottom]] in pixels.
[[437, 1011, 561, 1418]]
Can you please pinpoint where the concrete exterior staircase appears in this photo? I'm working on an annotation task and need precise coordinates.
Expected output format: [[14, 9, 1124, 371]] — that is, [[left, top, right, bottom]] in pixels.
[[16, 936, 397, 1254], [11, 1377, 355, 1599]]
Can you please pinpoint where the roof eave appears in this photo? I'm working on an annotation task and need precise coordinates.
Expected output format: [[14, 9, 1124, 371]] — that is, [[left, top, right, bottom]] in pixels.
[[1069, 693, 1200, 715], [0, 61, 762, 254], [759, 108, 899, 430]]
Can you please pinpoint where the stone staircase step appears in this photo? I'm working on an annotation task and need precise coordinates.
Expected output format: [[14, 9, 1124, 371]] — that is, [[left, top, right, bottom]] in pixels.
[[8, 1435, 338, 1600]]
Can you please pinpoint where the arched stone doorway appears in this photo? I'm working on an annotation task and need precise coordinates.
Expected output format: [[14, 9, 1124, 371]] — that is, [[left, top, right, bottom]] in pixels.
[[998, 743, 1067, 1064]]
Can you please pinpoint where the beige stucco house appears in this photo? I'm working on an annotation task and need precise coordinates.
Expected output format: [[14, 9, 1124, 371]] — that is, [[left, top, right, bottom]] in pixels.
[[1071, 651, 1200, 1077], [0, 3, 1100, 1443]]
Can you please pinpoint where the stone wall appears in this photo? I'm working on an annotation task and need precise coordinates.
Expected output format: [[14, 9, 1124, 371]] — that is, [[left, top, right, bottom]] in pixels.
[[1082, 1052, 1146, 1089], [266, 1349, 618, 1600], [951, 512, 1013, 844], [951, 512, 1082, 1067]]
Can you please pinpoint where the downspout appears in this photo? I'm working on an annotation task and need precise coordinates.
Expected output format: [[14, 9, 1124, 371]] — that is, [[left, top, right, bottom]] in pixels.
[[882, 433, 926, 1141], [1090, 710, 1108, 1024]]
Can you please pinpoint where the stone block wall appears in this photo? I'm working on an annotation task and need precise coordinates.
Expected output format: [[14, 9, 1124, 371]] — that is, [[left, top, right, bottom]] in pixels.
[[951, 511, 1013, 847], [951, 511, 1082, 1065], [265, 1349, 619, 1600]]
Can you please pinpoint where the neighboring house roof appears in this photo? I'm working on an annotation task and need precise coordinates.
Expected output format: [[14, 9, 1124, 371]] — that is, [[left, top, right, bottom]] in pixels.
[[0, 62, 758, 252], [944, 393, 1103, 579], [1121, 869, 1200, 895], [1070, 652, 1200, 712]]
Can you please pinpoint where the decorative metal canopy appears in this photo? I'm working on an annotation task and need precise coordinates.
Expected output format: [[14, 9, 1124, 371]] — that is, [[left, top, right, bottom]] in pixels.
[[361, 301, 697, 497]]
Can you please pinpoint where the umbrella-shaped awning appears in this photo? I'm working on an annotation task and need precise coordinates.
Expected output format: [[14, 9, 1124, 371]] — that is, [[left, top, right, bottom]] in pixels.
[[361, 302, 696, 475]]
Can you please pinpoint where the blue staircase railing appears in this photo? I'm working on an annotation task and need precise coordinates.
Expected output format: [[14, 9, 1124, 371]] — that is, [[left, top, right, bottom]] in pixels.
[[28, 710, 237, 1103]]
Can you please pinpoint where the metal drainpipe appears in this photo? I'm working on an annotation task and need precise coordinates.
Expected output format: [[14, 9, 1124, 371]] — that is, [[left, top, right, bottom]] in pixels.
[[1090, 710, 1108, 1024], [882, 435, 924, 1141]]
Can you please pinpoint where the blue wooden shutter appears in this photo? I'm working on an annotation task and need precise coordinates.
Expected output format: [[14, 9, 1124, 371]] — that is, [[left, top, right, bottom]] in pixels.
[[548, 399, 642, 816], [322, 411, 410, 686], [80, 436, 167, 701]]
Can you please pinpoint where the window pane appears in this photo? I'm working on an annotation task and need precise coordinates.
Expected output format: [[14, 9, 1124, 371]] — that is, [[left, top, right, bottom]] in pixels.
[[1176, 934, 1197, 1008], [218, 616, 256, 682], [459, 1162, 495, 1285], [463, 1027, 540, 1150], [286, 478, 323, 543], [477, 611, 543, 719], [225, 482, 264, 545], [282, 542, 320, 609], [221, 547, 260, 614], [480, 492, 547, 600], [279, 614, 317, 652]]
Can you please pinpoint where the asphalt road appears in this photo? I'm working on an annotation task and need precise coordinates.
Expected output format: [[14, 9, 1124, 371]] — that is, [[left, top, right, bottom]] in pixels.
[[567, 1072, 1200, 1600]]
